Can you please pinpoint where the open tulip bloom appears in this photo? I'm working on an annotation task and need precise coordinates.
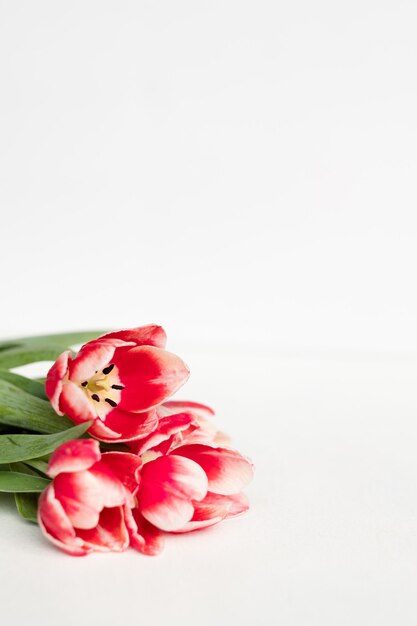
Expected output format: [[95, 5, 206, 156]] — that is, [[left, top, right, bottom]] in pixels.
[[0, 325, 253, 556]]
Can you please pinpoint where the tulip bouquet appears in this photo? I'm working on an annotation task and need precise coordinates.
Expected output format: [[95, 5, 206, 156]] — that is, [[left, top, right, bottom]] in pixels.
[[0, 325, 253, 556]]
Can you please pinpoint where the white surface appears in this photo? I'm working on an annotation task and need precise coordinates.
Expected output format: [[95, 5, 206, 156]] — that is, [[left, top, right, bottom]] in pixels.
[[1, 0, 417, 352], [1, 2, 417, 624], [2, 350, 417, 625]]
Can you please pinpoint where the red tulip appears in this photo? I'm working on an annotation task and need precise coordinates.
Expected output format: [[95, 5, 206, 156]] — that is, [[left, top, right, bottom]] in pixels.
[[38, 439, 142, 556], [127, 415, 254, 555], [46, 325, 190, 442]]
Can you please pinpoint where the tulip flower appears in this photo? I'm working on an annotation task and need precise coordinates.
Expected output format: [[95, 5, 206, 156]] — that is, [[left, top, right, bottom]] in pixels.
[[38, 439, 142, 556], [127, 418, 254, 555], [45, 325, 190, 442]]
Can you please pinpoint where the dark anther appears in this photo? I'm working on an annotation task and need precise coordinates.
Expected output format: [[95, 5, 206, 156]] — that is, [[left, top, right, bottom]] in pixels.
[[111, 384, 124, 390], [91, 394, 100, 402], [81, 381, 88, 387], [105, 398, 117, 407], [102, 364, 114, 375]]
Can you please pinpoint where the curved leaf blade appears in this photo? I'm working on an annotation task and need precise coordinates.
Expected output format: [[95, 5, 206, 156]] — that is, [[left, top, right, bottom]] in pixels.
[[0, 379, 72, 433], [0, 422, 92, 464], [0, 471, 50, 492], [0, 370, 47, 399], [0, 331, 106, 368], [15, 492, 39, 522]]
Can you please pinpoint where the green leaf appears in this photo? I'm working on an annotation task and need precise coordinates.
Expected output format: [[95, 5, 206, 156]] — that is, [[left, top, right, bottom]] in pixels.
[[0, 379, 73, 433], [15, 493, 39, 523], [24, 458, 49, 474], [0, 370, 47, 399], [0, 330, 106, 368], [2, 330, 106, 348], [0, 345, 72, 368], [0, 471, 50, 492], [0, 422, 92, 464]]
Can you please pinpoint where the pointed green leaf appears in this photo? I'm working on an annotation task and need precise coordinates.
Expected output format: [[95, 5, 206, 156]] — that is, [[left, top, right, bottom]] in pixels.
[[15, 492, 39, 523], [24, 458, 49, 474], [0, 422, 92, 464], [0, 370, 47, 399], [0, 345, 72, 368], [0, 330, 106, 368], [0, 379, 73, 433], [0, 471, 50, 492]]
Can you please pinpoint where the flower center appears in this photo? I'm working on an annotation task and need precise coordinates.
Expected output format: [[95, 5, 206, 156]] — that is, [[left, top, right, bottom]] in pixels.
[[79, 363, 124, 419]]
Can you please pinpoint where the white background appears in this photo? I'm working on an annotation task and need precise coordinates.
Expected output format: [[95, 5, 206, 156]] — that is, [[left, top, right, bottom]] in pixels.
[[1, 1, 417, 625]]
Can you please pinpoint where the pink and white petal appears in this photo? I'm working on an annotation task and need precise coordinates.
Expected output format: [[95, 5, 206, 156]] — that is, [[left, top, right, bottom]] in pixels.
[[113, 346, 190, 412], [76, 507, 129, 552], [47, 439, 101, 478], [173, 517, 225, 533], [157, 402, 218, 446], [140, 484, 196, 532], [171, 492, 232, 532], [124, 506, 165, 556], [174, 417, 218, 447], [38, 485, 77, 543], [225, 492, 250, 518], [59, 382, 96, 423], [88, 419, 121, 441], [100, 407, 158, 443], [173, 445, 254, 495], [53, 471, 105, 529], [87, 462, 128, 508], [190, 492, 233, 521], [161, 400, 215, 419], [100, 452, 142, 494], [134, 413, 194, 455], [173, 493, 250, 532], [45, 351, 71, 415], [69, 338, 134, 382], [99, 325, 167, 349], [139, 455, 208, 531], [38, 485, 88, 556]]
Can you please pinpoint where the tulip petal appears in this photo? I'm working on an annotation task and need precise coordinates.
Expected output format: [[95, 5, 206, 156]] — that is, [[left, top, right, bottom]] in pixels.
[[87, 462, 128, 508], [113, 346, 190, 412], [98, 407, 158, 443], [99, 325, 167, 349], [124, 506, 165, 555], [172, 492, 230, 533], [69, 338, 134, 382], [161, 400, 215, 419], [158, 401, 219, 446], [134, 413, 194, 455], [139, 455, 208, 531], [225, 492, 250, 518], [47, 439, 101, 478], [191, 492, 233, 521], [173, 517, 224, 533], [38, 485, 88, 556], [88, 419, 121, 441], [59, 381, 96, 423], [54, 471, 105, 529], [174, 445, 254, 495], [76, 507, 129, 552], [45, 351, 71, 415], [100, 452, 142, 495], [173, 492, 250, 533]]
